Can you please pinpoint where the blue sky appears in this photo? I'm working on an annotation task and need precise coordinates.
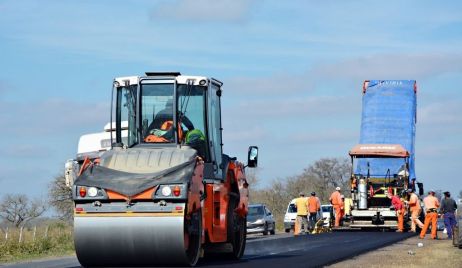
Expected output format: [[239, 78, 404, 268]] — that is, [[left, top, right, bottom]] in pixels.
[[0, 0, 461, 199]]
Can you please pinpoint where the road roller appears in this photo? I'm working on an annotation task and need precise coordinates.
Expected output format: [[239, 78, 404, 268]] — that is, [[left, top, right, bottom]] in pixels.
[[69, 72, 258, 267]]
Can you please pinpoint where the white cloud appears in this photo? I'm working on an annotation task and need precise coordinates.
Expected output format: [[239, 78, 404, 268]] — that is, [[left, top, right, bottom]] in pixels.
[[419, 99, 462, 125], [312, 53, 462, 81], [230, 95, 359, 119], [290, 129, 357, 144], [0, 98, 109, 137], [151, 0, 256, 23], [225, 73, 316, 95], [223, 125, 266, 143], [0, 144, 53, 158]]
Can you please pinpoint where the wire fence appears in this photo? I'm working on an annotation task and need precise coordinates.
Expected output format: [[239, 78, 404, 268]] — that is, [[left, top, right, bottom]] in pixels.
[[0, 225, 72, 244], [0, 224, 74, 263]]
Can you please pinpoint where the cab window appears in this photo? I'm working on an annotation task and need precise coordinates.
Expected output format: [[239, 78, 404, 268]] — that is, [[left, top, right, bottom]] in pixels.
[[115, 85, 137, 147], [208, 84, 223, 176], [140, 83, 175, 143]]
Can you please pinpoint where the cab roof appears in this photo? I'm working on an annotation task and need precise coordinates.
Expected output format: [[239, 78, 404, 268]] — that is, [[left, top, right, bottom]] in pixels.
[[349, 144, 409, 158], [113, 72, 222, 87]]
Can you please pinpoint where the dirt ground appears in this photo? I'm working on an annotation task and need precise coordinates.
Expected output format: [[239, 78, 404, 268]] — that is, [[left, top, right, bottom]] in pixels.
[[328, 231, 462, 268]]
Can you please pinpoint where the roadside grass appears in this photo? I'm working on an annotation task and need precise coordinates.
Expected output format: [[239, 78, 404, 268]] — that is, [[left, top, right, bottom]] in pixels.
[[0, 223, 74, 264]]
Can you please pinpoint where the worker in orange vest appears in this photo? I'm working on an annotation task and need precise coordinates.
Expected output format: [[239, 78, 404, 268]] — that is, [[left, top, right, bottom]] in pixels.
[[406, 189, 424, 232], [294, 192, 309, 235], [329, 187, 344, 227], [420, 190, 440, 239], [307, 192, 321, 230], [387, 192, 405, 232]]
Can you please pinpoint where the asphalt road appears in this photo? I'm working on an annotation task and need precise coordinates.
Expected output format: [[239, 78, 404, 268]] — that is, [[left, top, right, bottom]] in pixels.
[[1, 232, 414, 268]]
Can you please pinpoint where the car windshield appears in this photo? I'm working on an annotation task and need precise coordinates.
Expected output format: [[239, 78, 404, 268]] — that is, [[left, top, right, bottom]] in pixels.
[[287, 204, 296, 213], [248, 206, 265, 216], [321, 206, 332, 212]]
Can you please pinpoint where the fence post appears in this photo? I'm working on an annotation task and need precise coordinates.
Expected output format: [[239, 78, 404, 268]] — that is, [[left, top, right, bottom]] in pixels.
[[44, 226, 49, 239], [19, 226, 24, 243], [5, 226, 8, 241], [33, 226, 37, 242]]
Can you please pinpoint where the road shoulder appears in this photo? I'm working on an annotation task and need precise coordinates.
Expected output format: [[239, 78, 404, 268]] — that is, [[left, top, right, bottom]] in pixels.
[[327, 231, 461, 268]]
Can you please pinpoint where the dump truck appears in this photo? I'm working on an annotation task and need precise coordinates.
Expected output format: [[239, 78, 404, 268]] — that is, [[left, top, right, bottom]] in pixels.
[[67, 72, 258, 267], [347, 80, 422, 229], [64, 122, 127, 187]]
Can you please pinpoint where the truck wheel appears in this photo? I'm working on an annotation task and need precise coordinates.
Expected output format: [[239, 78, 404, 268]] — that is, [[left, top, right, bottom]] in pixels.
[[185, 209, 202, 266]]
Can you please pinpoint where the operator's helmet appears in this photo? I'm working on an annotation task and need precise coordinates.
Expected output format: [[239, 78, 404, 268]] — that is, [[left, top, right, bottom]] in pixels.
[[185, 129, 205, 144], [185, 129, 206, 158]]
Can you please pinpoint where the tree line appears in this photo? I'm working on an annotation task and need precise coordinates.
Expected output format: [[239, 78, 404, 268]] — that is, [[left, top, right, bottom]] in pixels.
[[1, 157, 461, 228], [248, 157, 351, 227]]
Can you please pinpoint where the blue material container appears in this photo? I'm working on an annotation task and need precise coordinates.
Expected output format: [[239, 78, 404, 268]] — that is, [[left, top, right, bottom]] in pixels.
[[355, 80, 417, 179]]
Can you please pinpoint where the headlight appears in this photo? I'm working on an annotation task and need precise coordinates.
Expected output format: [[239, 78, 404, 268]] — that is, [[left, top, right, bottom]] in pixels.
[[87, 187, 98, 197], [161, 186, 172, 196], [154, 184, 187, 199], [73, 185, 107, 200], [255, 219, 264, 224]]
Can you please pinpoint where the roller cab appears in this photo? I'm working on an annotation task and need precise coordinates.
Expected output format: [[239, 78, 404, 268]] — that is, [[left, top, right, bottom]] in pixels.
[[71, 73, 258, 267]]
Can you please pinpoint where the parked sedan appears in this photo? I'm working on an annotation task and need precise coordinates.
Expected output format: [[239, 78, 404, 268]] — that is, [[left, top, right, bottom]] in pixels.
[[247, 204, 276, 235]]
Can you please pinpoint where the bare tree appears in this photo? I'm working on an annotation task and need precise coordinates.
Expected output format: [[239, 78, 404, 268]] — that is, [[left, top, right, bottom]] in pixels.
[[246, 157, 352, 228], [251, 180, 289, 225], [246, 168, 260, 187], [302, 157, 351, 202], [0, 194, 47, 227], [49, 175, 73, 221], [434, 190, 443, 201]]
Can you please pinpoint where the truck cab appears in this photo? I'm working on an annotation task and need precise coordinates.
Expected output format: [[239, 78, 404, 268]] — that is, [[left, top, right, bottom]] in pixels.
[[348, 144, 410, 229]]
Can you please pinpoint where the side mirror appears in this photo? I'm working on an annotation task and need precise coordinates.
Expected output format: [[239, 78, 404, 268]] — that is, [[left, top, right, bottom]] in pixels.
[[247, 146, 258, 168]]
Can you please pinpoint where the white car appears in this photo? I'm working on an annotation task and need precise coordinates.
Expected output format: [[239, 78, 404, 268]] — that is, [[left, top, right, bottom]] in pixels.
[[284, 199, 297, 232], [319, 204, 333, 227]]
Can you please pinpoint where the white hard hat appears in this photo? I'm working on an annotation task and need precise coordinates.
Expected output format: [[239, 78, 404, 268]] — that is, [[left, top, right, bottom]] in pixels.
[[336, 187, 341, 191]]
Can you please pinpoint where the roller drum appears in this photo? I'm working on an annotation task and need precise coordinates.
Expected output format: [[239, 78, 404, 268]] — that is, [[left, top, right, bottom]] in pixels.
[[74, 215, 188, 266]]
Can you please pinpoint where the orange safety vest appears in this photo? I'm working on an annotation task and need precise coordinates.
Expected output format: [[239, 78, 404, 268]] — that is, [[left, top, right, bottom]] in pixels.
[[308, 196, 320, 213], [144, 120, 183, 143], [330, 191, 343, 207]]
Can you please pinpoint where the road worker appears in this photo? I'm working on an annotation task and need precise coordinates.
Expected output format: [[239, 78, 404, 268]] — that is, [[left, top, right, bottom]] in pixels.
[[308, 192, 320, 230], [406, 189, 424, 232], [329, 187, 344, 227], [439, 191, 458, 239], [294, 192, 309, 235], [387, 192, 405, 232], [343, 195, 353, 217], [420, 190, 440, 239]]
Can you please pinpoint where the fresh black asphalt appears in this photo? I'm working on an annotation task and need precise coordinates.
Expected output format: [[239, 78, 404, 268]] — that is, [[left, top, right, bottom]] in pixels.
[[1, 232, 414, 268]]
